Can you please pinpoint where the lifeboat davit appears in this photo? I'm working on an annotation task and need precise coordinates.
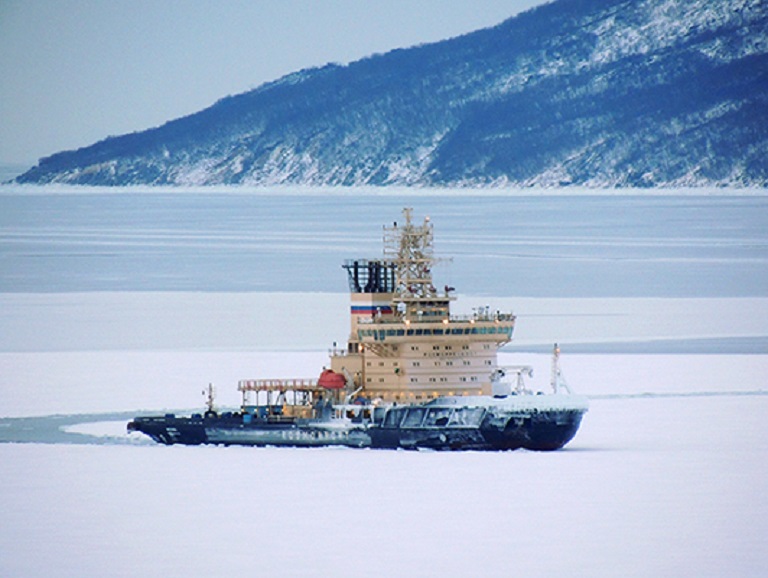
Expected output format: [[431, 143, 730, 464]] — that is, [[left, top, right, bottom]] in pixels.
[[318, 369, 346, 389]]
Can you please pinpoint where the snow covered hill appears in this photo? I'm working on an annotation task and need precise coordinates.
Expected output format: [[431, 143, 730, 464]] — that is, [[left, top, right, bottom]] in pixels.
[[16, 0, 768, 187]]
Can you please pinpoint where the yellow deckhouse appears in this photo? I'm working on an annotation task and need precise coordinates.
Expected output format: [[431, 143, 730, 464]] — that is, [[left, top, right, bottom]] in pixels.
[[330, 208, 515, 401]]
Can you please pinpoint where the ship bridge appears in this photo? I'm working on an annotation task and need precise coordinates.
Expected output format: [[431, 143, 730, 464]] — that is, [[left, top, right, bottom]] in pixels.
[[356, 312, 515, 346]]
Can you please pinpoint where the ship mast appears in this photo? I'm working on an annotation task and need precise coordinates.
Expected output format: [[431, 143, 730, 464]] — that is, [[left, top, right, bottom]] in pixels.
[[203, 383, 216, 413], [550, 344, 572, 394], [383, 208, 452, 321]]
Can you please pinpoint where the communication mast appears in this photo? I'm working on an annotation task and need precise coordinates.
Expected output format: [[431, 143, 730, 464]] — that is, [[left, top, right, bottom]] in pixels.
[[383, 208, 452, 321]]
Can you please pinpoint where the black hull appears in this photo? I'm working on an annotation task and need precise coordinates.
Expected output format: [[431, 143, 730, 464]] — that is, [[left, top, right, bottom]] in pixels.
[[128, 407, 585, 451], [369, 410, 584, 451]]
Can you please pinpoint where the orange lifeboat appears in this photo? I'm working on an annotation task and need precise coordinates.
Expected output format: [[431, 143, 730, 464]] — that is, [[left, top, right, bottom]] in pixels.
[[317, 369, 346, 390]]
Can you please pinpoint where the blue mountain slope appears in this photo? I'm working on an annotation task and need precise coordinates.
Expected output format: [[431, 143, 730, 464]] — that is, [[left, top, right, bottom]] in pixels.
[[16, 0, 768, 187]]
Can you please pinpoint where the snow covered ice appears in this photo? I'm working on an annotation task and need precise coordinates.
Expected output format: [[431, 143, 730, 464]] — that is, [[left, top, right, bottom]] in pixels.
[[1, 187, 767, 577], [2, 389, 767, 577]]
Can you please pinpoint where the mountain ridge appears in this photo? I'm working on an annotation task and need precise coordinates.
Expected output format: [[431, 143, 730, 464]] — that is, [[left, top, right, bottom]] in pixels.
[[16, 0, 768, 187]]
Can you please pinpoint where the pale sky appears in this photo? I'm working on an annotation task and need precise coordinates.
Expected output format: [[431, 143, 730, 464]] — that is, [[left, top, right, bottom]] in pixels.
[[0, 0, 547, 165]]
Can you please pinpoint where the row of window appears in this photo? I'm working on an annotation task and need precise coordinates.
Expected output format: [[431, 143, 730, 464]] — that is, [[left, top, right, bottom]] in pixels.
[[409, 345, 470, 351], [363, 391, 485, 401], [366, 359, 491, 368], [359, 326, 513, 341], [366, 375, 481, 384], [420, 347, 492, 358]]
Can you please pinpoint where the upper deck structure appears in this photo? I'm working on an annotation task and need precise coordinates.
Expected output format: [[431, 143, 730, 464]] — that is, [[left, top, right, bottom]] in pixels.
[[330, 208, 515, 401]]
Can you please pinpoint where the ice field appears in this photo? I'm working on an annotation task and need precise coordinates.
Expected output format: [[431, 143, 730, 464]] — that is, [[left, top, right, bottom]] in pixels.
[[1, 188, 767, 577], [2, 393, 767, 578]]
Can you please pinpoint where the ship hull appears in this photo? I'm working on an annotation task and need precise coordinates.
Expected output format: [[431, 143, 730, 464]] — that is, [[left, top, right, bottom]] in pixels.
[[128, 399, 587, 451]]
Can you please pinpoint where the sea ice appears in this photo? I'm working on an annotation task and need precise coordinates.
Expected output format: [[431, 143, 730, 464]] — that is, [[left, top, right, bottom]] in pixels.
[[1, 393, 766, 578]]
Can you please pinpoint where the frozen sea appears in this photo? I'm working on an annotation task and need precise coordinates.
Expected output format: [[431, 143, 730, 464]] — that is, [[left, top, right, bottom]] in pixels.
[[1, 185, 767, 577]]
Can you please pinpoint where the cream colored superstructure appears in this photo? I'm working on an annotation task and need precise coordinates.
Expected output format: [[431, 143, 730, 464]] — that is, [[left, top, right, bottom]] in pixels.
[[330, 209, 515, 401]]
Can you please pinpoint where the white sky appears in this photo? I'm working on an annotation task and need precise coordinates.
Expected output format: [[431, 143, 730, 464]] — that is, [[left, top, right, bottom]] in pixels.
[[0, 0, 546, 165]]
